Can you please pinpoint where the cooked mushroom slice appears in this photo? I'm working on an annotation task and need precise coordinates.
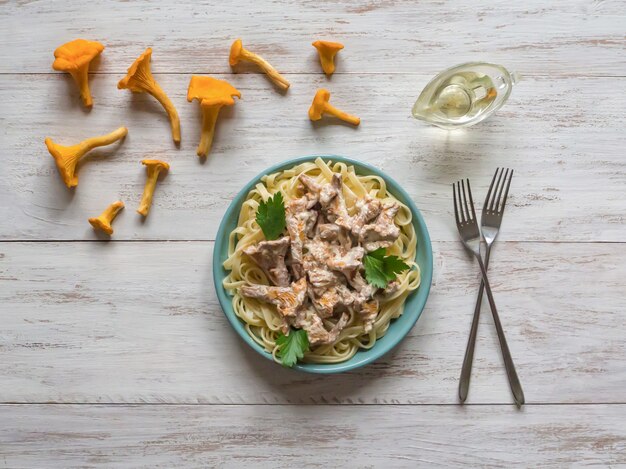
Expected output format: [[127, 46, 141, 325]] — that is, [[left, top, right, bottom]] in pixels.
[[240, 278, 307, 318], [308, 283, 356, 318], [359, 299, 379, 333], [243, 237, 290, 287], [307, 267, 340, 289], [293, 308, 349, 346], [308, 89, 360, 126], [286, 196, 319, 279], [304, 238, 331, 266], [320, 174, 352, 230], [327, 246, 365, 272], [360, 202, 401, 251], [351, 196, 382, 236], [316, 223, 340, 241], [299, 174, 324, 195]]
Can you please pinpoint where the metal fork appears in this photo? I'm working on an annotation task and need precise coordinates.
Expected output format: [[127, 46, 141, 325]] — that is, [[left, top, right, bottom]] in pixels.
[[453, 178, 525, 407]]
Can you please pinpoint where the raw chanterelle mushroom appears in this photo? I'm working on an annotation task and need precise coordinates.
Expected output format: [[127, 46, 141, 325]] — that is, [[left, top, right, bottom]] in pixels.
[[308, 89, 360, 126], [44, 127, 128, 188], [187, 76, 241, 158], [89, 201, 125, 236], [118, 48, 181, 144], [52, 39, 104, 108], [137, 159, 169, 217], [229, 39, 290, 91], [312, 40, 344, 76]]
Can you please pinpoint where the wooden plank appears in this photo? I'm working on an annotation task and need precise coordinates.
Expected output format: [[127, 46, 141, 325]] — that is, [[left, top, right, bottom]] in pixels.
[[1, 403, 625, 467], [0, 0, 625, 76], [1, 73, 625, 242], [1, 241, 624, 405]]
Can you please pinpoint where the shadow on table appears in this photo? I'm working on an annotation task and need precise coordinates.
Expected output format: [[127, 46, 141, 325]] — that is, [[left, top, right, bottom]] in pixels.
[[233, 335, 415, 404]]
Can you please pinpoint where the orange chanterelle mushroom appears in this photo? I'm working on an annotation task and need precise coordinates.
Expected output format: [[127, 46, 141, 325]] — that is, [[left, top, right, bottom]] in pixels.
[[187, 76, 241, 158], [44, 127, 128, 188], [229, 39, 290, 91], [89, 201, 125, 236], [308, 89, 360, 126], [52, 39, 104, 108], [118, 48, 181, 144], [137, 160, 169, 217], [312, 40, 344, 76]]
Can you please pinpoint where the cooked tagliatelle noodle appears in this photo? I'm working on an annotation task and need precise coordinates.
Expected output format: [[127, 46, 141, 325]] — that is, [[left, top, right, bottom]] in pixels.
[[223, 158, 420, 364]]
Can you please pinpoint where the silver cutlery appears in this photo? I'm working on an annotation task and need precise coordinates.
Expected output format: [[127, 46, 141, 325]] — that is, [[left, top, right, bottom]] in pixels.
[[453, 177, 524, 407]]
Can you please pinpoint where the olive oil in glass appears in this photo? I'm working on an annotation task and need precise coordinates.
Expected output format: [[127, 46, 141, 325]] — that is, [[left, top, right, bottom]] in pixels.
[[412, 63, 518, 129]]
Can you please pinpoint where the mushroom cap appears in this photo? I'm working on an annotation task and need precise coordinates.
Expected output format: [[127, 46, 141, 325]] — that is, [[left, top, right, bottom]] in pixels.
[[229, 39, 244, 66], [118, 48, 154, 91], [52, 39, 104, 72], [88, 216, 113, 235], [44, 138, 65, 162], [308, 88, 332, 120], [312, 40, 344, 54], [44, 138, 79, 187], [187, 76, 241, 106], [141, 159, 170, 173]]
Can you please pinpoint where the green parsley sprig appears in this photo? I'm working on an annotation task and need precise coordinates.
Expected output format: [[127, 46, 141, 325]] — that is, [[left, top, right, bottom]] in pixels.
[[363, 248, 410, 289], [276, 328, 309, 367], [256, 192, 286, 240]]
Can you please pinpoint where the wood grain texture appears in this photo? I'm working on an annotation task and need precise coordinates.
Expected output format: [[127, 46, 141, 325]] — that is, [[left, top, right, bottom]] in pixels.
[[1, 241, 624, 405], [1, 0, 625, 76], [1, 0, 625, 464], [1, 404, 625, 468], [2, 73, 625, 242]]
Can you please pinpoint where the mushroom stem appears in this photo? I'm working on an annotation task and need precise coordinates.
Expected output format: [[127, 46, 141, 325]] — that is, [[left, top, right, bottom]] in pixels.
[[89, 201, 124, 235], [138, 172, 159, 216], [150, 82, 181, 144], [197, 105, 222, 157], [70, 67, 93, 107], [81, 126, 129, 152], [323, 103, 361, 126], [240, 49, 290, 90]]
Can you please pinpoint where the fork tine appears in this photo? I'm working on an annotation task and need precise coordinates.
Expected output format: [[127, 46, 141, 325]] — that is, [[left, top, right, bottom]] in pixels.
[[466, 179, 477, 221], [456, 181, 466, 223], [494, 168, 509, 214], [483, 168, 499, 212], [500, 169, 514, 213], [453, 182, 460, 224], [489, 168, 504, 212], [461, 179, 471, 221]]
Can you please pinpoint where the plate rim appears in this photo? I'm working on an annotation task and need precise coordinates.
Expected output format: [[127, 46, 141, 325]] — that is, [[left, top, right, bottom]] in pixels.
[[212, 154, 433, 374]]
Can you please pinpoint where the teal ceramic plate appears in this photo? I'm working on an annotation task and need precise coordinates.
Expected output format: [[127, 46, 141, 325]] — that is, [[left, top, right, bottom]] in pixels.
[[213, 155, 433, 373]]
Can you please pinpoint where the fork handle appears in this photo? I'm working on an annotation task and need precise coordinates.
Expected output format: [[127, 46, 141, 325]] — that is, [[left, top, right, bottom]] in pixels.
[[475, 255, 526, 407], [458, 244, 492, 403]]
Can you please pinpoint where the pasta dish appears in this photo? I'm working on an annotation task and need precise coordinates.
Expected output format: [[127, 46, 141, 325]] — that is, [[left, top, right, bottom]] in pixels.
[[223, 158, 420, 365]]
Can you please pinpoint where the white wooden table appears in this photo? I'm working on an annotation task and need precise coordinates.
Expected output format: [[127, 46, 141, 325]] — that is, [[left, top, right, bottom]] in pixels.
[[1, 1, 625, 466]]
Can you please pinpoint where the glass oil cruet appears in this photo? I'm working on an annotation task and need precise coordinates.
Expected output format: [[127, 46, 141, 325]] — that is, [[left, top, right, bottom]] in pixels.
[[412, 62, 519, 129]]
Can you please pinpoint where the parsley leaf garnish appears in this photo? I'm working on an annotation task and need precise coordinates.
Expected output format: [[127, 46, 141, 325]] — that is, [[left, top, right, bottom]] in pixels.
[[364, 248, 410, 289], [256, 192, 286, 240], [276, 328, 309, 367]]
